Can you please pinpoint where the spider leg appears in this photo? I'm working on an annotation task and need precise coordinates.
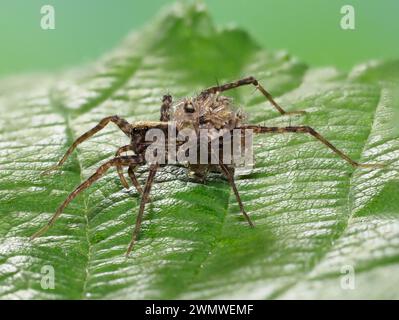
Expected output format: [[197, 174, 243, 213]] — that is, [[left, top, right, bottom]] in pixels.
[[42, 115, 132, 175], [219, 161, 255, 228], [31, 155, 145, 240], [160, 94, 173, 121], [201, 76, 305, 116], [115, 146, 148, 198], [126, 164, 158, 256], [115, 145, 133, 189], [127, 166, 144, 195], [243, 125, 384, 168]]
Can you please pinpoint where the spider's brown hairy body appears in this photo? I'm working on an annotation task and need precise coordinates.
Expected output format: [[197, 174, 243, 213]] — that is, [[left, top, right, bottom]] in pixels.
[[32, 76, 383, 256], [174, 93, 243, 132], [172, 92, 246, 180]]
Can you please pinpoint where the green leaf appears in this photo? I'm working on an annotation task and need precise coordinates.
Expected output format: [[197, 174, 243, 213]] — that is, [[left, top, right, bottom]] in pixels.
[[0, 2, 398, 299]]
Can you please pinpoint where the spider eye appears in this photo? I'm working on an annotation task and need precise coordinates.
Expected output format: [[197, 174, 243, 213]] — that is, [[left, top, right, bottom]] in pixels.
[[143, 126, 148, 131], [132, 127, 139, 134], [184, 103, 195, 113]]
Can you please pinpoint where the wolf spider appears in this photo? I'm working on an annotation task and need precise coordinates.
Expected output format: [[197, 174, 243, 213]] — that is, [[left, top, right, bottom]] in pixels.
[[31, 76, 382, 256]]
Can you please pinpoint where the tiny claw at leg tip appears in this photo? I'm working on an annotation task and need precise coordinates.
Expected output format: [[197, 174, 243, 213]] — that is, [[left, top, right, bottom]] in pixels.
[[30, 225, 49, 240], [125, 249, 132, 258], [40, 166, 58, 176], [125, 243, 135, 257], [30, 233, 39, 241], [247, 219, 255, 228]]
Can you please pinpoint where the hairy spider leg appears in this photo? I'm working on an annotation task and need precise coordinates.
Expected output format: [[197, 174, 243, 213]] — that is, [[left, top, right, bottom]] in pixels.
[[126, 164, 158, 256], [115, 145, 144, 195], [201, 76, 305, 116], [242, 125, 384, 168], [219, 161, 255, 228], [31, 155, 145, 240], [42, 115, 132, 175]]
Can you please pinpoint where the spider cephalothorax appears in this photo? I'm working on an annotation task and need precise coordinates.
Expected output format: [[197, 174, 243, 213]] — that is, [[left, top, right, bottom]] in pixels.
[[32, 76, 382, 256]]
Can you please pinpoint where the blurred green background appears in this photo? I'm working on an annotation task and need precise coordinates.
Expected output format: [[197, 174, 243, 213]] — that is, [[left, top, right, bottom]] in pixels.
[[1, 0, 398, 77]]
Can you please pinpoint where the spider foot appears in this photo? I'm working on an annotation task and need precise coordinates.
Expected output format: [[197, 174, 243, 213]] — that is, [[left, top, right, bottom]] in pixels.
[[30, 224, 50, 240], [40, 165, 60, 176]]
